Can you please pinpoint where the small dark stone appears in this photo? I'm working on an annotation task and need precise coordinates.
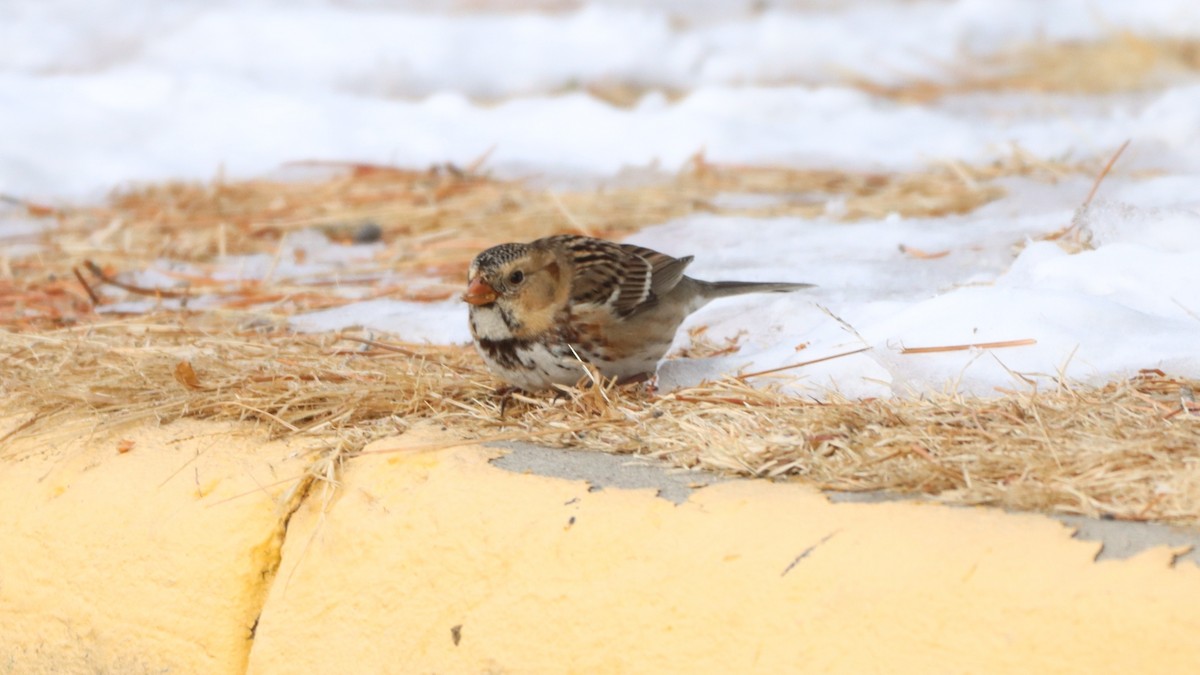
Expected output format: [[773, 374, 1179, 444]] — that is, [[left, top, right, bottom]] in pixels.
[[353, 221, 383, 244]]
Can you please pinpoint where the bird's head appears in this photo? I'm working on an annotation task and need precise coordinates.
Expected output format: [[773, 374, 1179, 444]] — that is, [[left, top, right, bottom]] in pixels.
[[464, 241, 570, 328]]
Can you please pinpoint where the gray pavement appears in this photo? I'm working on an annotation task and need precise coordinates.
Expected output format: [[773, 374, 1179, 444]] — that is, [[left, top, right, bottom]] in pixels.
[[490, 442, 1200, 565]]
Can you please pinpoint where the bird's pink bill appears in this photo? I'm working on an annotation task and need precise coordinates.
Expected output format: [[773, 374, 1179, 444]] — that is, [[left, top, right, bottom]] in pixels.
[[463, 277, 499, 306]]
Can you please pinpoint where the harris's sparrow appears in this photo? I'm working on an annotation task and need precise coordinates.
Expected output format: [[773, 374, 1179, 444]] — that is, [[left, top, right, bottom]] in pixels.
[[464, 234, 813, 390]]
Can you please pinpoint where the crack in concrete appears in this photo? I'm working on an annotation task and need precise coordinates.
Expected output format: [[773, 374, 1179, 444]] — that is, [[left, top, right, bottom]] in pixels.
[[781, 531, 840, 577], [236, 454, 330, 673]]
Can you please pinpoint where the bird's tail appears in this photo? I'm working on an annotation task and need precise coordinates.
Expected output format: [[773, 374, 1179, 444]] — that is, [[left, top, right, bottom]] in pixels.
[[698, 280, 815, 300]]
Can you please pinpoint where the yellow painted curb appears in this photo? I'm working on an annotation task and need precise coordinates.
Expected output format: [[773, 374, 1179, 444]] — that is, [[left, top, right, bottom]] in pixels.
[[3, 419, 1199, 673], [0, 416, 309, 673], [250, 429, 1200, 673]]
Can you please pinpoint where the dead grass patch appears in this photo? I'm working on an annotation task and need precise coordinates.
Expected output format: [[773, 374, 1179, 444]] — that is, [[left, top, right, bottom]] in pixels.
[[1, 150, 1088, 330], [2, 320, 1197, 524], [2, 150, 1165, 524], [861, 33, 1200, 103], [507, 34, 1200, 107]]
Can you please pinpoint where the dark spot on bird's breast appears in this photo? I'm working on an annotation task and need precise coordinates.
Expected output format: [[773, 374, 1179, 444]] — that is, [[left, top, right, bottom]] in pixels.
[[477, 337, 534, 369]]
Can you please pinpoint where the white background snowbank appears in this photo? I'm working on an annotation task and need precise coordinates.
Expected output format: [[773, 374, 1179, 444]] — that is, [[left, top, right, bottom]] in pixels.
[[7, 0, 1200, 199]]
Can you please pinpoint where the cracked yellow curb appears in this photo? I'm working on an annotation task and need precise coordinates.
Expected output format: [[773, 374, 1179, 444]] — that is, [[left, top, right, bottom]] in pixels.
[[3, 420, 1199, 673], [0, 415, 312, 673], [250, 428, 1200, 673]]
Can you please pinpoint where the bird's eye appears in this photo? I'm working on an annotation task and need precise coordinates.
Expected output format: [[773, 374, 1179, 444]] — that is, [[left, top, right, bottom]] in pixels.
[[508, 270, 525, 285]]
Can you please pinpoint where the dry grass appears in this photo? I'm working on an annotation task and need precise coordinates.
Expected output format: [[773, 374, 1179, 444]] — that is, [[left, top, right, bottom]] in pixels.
[[4, 150, 1183, 524], [0, 150, 1082, 331], [516, 34, 1200, 107], [2, 319, 1198, 524], [860, 33, 1200, 103]]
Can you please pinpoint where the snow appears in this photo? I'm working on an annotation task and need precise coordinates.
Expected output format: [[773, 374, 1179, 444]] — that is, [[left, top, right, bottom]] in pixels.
[[3, 0, 1200, 397], [8, 1, 1200, 200], [291, 298, 472, 344], [633, 191, 1200, 397]]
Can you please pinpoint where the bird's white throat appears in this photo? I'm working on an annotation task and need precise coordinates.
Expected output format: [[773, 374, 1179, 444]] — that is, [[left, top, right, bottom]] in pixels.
[[469, 305, 515, 340]]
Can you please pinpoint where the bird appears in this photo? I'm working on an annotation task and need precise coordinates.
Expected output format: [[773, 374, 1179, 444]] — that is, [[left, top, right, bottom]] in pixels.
[[463, 234, 814, 391]]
